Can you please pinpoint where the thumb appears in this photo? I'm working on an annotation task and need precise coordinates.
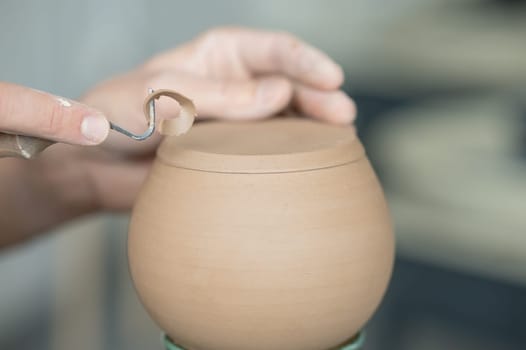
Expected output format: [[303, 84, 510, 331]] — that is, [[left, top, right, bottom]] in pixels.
[[152, 74, 293, 120], [0, 82, 109, 145]]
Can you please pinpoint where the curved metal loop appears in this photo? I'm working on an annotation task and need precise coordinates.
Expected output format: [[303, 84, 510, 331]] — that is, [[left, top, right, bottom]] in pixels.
[[109, 88, 156, 141]]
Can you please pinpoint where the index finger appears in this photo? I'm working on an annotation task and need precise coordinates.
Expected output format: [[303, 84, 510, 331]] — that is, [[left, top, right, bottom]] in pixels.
[[233, 28, 344, 90], [0, 82, 109, 145]]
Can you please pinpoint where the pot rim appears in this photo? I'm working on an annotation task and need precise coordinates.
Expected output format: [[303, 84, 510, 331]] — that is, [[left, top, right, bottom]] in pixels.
[[156, 118, 365, 174]]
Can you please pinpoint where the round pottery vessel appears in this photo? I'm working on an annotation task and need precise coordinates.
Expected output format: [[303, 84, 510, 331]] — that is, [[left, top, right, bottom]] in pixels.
[[128, 117, 394, 350]]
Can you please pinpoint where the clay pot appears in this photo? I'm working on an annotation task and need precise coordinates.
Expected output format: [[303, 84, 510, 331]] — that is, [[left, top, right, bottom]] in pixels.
[[128, 117, 394, 350]]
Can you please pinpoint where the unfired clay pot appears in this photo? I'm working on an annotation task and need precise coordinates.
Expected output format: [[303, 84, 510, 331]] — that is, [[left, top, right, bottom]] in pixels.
[[128, 117, 394, 350]]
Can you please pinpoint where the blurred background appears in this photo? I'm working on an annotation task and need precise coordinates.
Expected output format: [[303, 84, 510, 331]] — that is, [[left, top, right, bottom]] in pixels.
[[0, 0, 525, 349]]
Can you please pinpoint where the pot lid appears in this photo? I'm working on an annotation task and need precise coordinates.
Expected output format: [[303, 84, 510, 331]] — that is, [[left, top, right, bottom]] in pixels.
[[157, 116, 364, 173]]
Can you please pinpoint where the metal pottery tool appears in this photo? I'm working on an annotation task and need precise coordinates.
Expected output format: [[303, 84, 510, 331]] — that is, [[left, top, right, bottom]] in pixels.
[[0, 88, 158, 159]]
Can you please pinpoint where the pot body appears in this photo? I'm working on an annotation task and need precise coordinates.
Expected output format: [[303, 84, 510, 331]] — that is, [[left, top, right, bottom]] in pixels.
[[128, 147, 394, 350]]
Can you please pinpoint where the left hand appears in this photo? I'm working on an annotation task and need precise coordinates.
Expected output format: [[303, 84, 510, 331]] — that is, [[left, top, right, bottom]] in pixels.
[[77, 27, 356, 211], [1, 27, 356, 244]]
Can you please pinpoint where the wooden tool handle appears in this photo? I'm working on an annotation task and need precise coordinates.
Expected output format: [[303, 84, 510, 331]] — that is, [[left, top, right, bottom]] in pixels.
[[0, 132, 54, 159]]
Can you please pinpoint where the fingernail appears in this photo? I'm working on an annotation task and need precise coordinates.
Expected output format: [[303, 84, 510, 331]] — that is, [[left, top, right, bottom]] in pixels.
[[81, 115, 109, 144]]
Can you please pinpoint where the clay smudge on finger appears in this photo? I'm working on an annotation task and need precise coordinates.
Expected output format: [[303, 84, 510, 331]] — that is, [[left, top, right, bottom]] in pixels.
[[56, 97, 72, 107]]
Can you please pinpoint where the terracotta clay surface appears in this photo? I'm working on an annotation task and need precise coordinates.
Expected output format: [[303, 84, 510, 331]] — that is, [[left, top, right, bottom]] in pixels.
[[128, 117, 394, 350], [143, 89, 196, 136]]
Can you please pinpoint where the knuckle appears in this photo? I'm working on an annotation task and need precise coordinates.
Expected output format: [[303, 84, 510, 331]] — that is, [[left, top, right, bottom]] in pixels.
[[0, 84, 17, 128], [198, 28, 222, 43], [198, 26, 241, 44], [42, 102, 68, 136], [270, 32, 303, 66], [279, 33, 311, 73], [277, 31, 301, 49]]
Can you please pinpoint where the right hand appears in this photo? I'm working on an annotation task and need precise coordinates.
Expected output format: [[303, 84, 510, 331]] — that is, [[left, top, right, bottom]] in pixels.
[[0, 82, 110, 145]]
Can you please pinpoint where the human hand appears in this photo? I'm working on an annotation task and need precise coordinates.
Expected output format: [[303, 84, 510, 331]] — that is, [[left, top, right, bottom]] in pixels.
[[1, 27, 357, 246], [75, 27, 356, 211], [0, 82, 109, 145], [82, 27, 356, 155], [0, 28, 356, 245]]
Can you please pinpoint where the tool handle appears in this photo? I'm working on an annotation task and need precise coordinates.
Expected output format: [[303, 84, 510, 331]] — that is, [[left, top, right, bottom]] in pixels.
[[0, 132, 54, 159]]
